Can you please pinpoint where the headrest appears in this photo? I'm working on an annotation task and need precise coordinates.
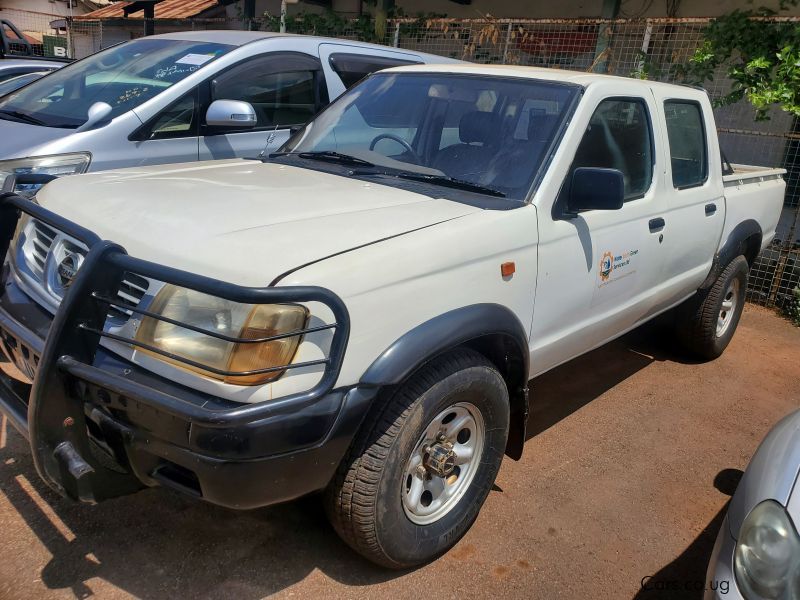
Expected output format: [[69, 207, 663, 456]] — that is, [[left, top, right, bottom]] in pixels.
[[459, 111, 499, 145], [528, 108, 556, 142]]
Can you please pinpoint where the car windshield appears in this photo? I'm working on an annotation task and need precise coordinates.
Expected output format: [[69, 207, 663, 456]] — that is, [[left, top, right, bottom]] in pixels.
[[281, 72, 579, 200], [0, 38, 233, 128], [0, 72, 46, 97]]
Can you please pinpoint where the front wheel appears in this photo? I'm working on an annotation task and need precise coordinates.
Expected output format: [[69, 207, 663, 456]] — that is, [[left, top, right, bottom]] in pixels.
[[325, 348, 509, 568], [676, 255, 748, 360]]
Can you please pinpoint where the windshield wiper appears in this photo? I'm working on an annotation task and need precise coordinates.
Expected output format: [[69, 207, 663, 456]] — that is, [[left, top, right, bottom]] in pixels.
[[269, 150, 375, 168], [0, 109, 46, 126], [390, 172, 506, 198]]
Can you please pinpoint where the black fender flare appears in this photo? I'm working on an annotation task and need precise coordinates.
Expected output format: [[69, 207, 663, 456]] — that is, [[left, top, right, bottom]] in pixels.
[[700, 219, 762, 289], [360, 303, 531, 459]]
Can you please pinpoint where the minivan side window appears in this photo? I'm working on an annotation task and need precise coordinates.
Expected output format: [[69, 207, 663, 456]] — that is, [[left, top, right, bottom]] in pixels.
[[664, 100, 708, 189], [210, 53, 324, 130], [145, 89, 199, 139], [570, 98, 654, 201], [328, 53, 421, 89]]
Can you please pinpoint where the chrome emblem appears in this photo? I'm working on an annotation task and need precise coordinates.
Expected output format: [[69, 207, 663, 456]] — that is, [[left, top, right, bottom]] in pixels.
[[56, 252, 81, 288]]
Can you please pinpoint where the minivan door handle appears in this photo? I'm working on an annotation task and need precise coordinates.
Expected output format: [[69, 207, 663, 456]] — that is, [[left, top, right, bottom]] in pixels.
[[705, 203, 717, 216], [649, 217, 665, 232]]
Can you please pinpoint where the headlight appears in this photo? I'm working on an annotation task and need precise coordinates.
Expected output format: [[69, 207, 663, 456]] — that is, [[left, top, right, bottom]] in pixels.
[[0, 153, 91, 197], [734, 500, 800, 600], [135, 285, 308, 386]]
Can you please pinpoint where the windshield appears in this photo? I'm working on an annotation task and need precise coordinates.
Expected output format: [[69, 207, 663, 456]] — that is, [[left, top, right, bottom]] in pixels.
[[0, 72, 46, 97], [282, 72, 578, 200], [0, 38, 233, 128]]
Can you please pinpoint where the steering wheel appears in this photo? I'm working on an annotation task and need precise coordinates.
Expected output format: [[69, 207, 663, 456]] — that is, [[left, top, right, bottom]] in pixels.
[[369, 133, 420, 162]]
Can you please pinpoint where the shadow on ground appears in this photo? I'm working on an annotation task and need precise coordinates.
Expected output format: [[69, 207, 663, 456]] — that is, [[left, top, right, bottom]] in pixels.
[[0, 429, 405, 599], [0, 319, 707, 598], [527, 318, 695, 439], [631, 469, 743, 600]]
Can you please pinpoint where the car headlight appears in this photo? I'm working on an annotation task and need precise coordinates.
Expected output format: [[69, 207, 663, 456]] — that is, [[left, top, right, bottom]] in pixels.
[[135, 285, 309, 386], [0, 153, 91, 197], [734, 500, 800, 600]]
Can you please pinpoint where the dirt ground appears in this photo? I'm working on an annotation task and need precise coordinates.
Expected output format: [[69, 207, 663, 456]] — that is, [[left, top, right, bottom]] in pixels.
[[0, 305, 798, 600]]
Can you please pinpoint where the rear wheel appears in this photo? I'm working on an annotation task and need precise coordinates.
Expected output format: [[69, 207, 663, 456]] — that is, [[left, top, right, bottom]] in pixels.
[[676, 255, 748, 359], [325, 348, 509, 568]]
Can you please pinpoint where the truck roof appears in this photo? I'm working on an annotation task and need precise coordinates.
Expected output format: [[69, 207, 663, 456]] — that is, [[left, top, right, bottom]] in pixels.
[[384, 62, 706, 94]]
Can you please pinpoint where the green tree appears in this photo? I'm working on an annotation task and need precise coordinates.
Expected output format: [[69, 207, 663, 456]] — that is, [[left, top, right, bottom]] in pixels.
[[684, 1, 800, 119]]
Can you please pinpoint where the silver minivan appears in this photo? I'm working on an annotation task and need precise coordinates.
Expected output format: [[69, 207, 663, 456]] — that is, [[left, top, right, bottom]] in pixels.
[[0, 30, 457, 195]]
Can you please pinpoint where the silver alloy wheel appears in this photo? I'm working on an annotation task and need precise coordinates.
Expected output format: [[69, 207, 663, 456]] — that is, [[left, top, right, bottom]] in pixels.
[[716, 278, 740, 337], [401, 402, 485, 525]]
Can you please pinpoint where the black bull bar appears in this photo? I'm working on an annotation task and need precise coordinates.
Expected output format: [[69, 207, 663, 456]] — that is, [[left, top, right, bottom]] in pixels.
[[0, 192, 350, 504]]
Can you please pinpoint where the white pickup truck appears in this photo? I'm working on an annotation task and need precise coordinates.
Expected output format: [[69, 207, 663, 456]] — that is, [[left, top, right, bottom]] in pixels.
[[0, 64, 785, 568]]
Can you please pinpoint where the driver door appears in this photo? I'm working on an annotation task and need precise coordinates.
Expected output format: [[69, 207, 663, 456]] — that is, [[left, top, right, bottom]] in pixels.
[[530, 88, 668, 375]]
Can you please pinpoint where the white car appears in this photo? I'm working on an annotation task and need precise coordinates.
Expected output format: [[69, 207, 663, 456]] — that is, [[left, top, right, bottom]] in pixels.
[[0, 64, 786, 568], [0, 30, 457, 196]]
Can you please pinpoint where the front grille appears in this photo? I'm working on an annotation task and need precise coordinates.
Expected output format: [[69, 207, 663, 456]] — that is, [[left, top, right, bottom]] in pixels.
[[29, 220, 57, 278], [20, 219, 151, 321], [108, 272, 150, 320]]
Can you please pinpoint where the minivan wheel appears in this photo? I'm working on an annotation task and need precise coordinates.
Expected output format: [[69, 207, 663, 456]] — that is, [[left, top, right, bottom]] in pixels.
[[325, 348, 509, 568], [676, 255, 749, 360]]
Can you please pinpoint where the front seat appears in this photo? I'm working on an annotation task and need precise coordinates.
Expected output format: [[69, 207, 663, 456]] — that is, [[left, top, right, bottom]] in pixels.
[[434, 111, 501, 182], [483, 109, 560, 190]]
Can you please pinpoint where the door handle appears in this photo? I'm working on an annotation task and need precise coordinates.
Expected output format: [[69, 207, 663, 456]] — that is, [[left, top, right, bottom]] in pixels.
[[649, 217, 665, 233], [705, 203, 717, 216]]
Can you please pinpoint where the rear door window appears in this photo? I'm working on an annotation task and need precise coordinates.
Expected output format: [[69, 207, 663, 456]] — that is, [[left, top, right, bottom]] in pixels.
[[664, 100, 708, 189]]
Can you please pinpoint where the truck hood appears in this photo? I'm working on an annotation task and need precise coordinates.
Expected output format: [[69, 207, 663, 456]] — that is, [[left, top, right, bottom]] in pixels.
[[0, 120, 71, 159], [36, 159, 480, 286]]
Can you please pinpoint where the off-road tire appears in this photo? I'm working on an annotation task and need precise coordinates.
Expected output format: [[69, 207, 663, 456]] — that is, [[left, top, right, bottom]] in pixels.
[[676, 255, 748, 360], [325, 348, 509, 568]]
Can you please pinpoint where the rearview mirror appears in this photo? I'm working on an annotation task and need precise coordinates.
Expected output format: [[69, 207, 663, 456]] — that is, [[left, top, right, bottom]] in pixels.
[[566, 167, 625, 215], [75, 101, 113, 133], [205, 99, 257, 128]]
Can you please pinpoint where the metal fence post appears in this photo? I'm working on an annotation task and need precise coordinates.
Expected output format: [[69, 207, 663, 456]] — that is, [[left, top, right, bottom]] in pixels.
[[502, 22, 513, 64], [393, 21, 400, 47], [65, 16, 73, 59], [637, 18, 653, 73]]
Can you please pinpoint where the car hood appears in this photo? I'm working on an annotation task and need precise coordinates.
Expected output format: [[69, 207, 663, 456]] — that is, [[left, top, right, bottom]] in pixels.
[[728, 409, 800, 539], [0, 120, 71, 158], [36, 159, 480, 286]]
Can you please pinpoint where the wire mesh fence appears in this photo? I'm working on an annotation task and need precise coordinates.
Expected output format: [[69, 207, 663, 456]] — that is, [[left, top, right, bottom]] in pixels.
[[0, 8, 70, 58], [5, 12, 800, 310]]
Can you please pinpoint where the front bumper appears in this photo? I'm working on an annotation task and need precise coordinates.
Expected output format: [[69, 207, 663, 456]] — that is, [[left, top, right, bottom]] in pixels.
[[0, 192, 363, 509], [704, 514, 741, 600]]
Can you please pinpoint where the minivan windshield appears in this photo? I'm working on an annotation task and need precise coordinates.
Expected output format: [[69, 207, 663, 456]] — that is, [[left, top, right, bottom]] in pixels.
[[281, 72, 578, 200], [0, 38, 233, 129]]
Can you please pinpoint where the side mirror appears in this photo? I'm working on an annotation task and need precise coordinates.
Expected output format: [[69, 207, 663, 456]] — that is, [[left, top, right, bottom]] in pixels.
[[205, 99, 257, 128], [75, 101, 112, 133], [566, 167, 625, 215]]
